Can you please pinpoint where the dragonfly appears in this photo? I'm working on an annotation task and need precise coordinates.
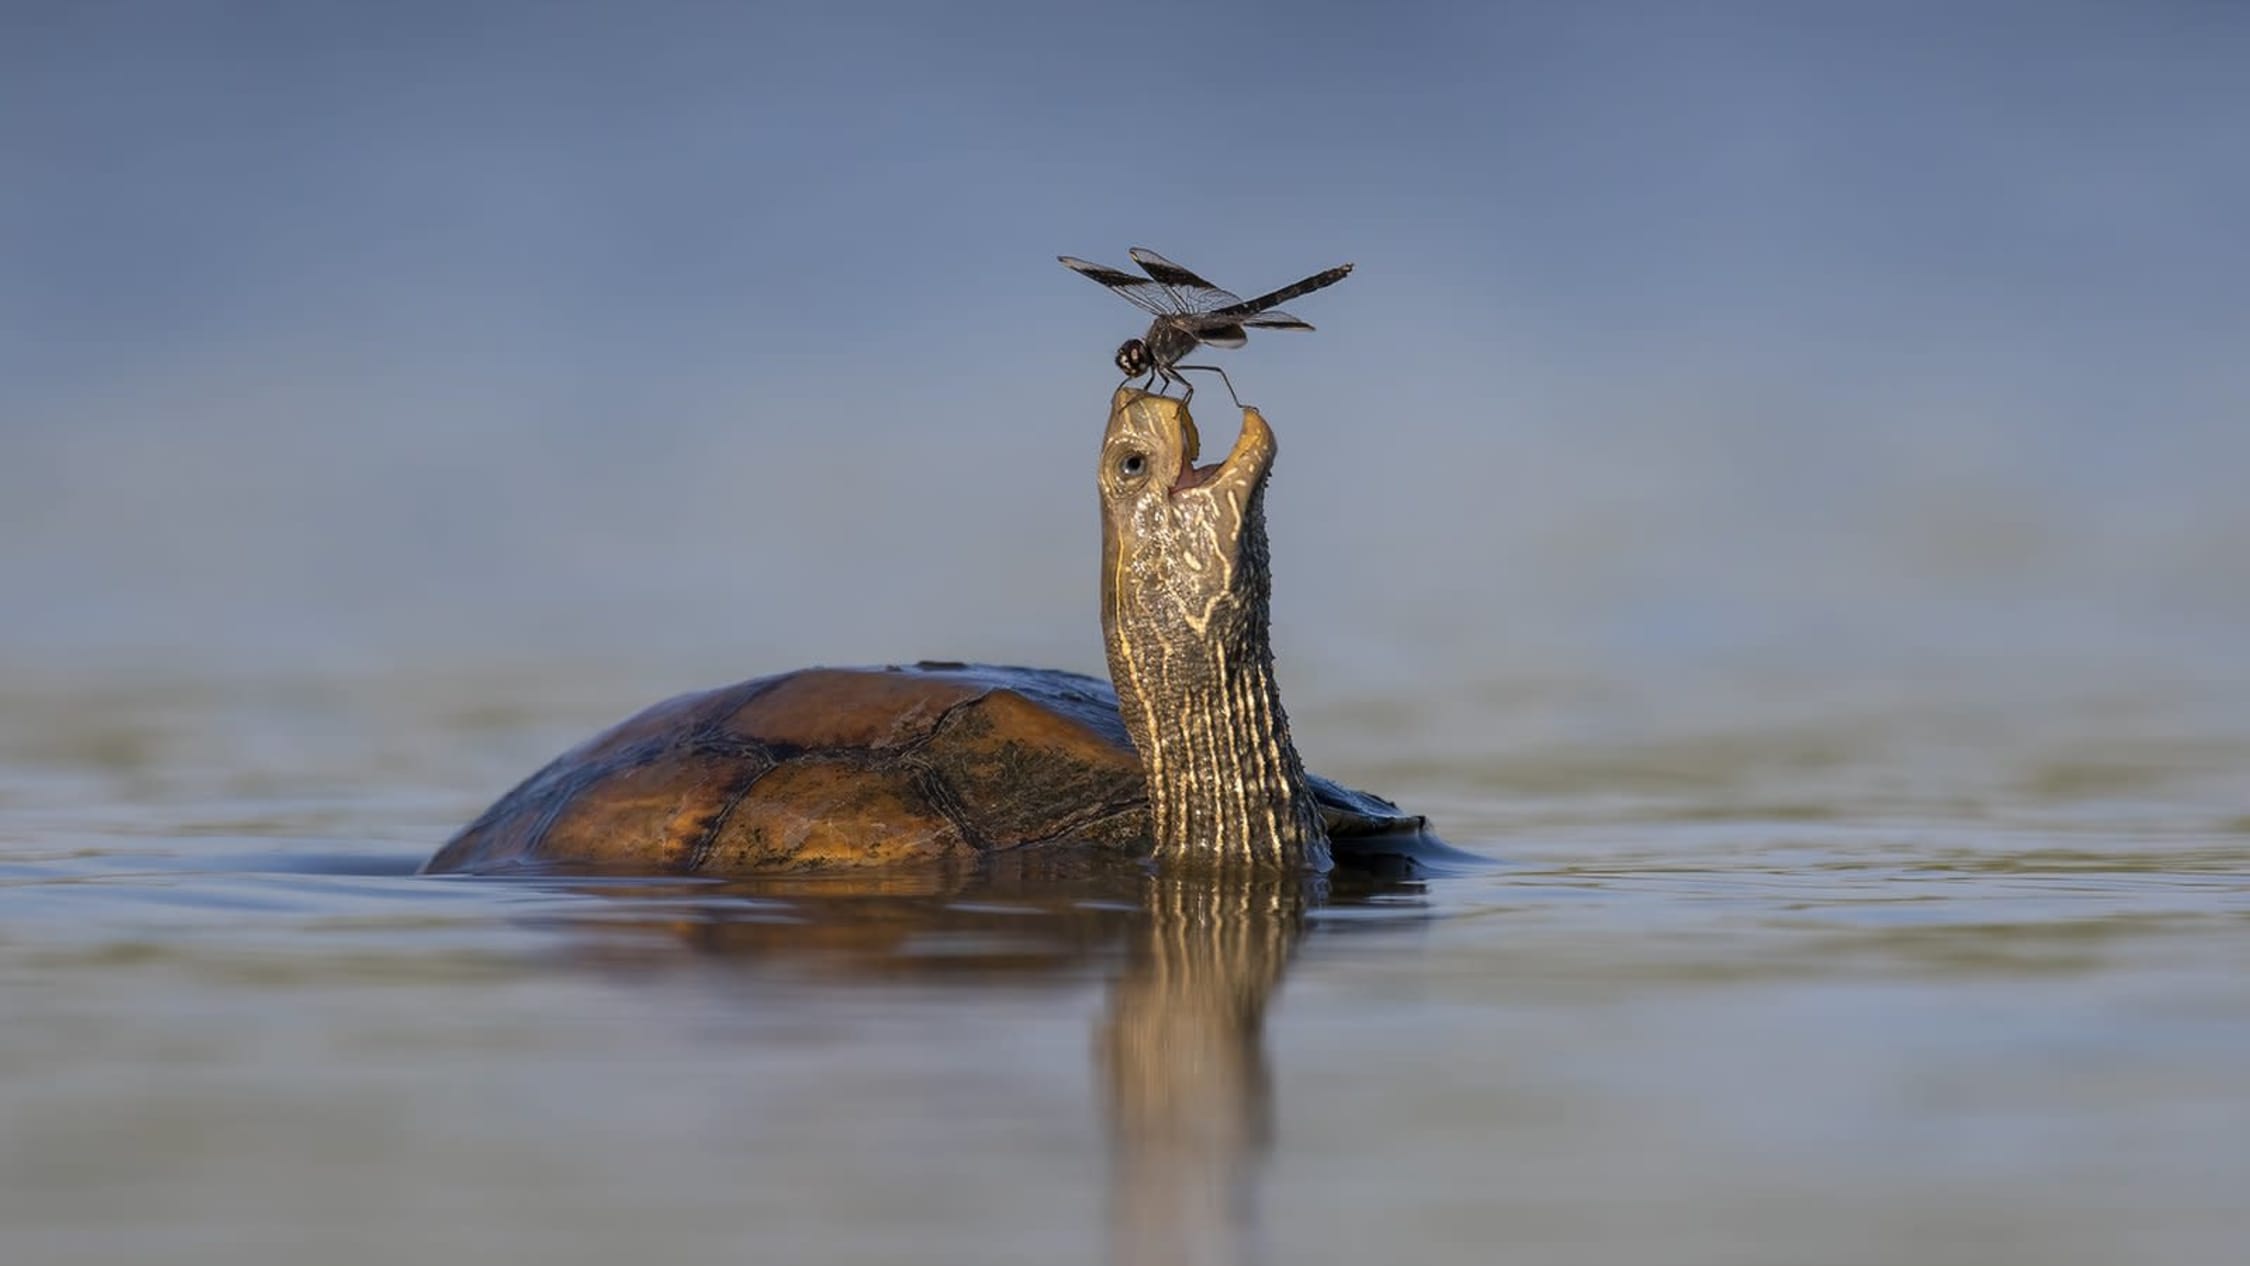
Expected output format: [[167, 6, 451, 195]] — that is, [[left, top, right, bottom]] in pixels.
[[1058, 247, 1353, 405]]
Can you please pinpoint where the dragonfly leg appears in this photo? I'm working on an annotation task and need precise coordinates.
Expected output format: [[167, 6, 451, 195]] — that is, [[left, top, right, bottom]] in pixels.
[[1122, 370, 1166, 399], [1154, 365, 1192, 403], [1172, 363, 1242, 409]]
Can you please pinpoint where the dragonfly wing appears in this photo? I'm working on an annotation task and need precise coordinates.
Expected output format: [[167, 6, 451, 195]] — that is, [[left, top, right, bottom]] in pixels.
[[1060, 255, 1174, 318], [1127, 247, 1224, 290], [1192, 322, 1248, 349], [1127, 247, 1245, 315], [1240, 311, 1314, 330]]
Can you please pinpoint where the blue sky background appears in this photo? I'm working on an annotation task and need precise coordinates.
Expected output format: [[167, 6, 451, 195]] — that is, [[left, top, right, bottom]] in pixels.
[[4, 1, 2245, 688]]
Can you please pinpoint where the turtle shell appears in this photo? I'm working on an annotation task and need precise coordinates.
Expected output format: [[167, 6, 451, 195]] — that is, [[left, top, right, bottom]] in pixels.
[[423, 662, 1431, 875]]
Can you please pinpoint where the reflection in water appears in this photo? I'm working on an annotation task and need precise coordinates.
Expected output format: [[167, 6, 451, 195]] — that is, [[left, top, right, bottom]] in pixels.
[[1101, 869, 1313, 1266], [529, 859, 1398, 1266]]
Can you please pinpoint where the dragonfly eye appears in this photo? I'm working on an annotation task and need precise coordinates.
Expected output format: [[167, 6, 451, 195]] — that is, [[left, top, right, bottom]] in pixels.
[[1115, 340, 1149, 377]]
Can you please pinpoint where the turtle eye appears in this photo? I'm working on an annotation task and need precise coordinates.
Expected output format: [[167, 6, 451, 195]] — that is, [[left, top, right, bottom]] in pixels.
[[1119, 453, 1147, 479]]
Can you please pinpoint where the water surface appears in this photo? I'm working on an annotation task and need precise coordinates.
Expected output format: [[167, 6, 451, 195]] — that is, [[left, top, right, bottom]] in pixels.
[[3, 659, 2245, 1265]]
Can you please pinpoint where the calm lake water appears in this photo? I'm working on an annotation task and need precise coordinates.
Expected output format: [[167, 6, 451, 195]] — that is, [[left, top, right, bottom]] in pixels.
[[2, 654, 2245, 1266]]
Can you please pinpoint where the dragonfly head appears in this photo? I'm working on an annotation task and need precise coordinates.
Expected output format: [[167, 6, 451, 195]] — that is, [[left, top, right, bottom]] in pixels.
[[1114, 338, 1152, 380]]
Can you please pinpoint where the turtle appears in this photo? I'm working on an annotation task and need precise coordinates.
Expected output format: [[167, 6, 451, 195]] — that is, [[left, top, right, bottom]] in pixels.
[[424, 389, 1447, 876]]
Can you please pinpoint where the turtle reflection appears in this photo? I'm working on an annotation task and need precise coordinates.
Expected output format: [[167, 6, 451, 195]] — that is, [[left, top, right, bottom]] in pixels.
[[530, 858, 1424, 1263], [1101, 868, 1313, 1266]]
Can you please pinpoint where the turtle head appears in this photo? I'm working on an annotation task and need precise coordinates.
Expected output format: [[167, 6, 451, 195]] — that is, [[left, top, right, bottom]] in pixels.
[[1096, 387, 1324, 870], [1097, 387, 1277, 635], [1114, 338, 1152, 380]]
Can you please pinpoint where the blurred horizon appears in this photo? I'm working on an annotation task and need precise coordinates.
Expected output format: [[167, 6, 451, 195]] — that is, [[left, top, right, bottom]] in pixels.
[[5, 0, 2246, 691]]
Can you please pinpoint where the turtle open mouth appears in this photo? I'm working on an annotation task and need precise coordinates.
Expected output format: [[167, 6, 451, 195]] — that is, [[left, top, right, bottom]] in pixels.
[[1167, 405, 1270, 499], [1168, 408, 1207, 495], [1172, 459, 1225, 495]]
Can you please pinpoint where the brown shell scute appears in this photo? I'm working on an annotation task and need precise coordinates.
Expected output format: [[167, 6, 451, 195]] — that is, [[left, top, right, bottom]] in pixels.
[[918, 688, 1146, 848], [535, 745, 771, 871], [697, 759, 970, 870], [717, 667, 990, 749]]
